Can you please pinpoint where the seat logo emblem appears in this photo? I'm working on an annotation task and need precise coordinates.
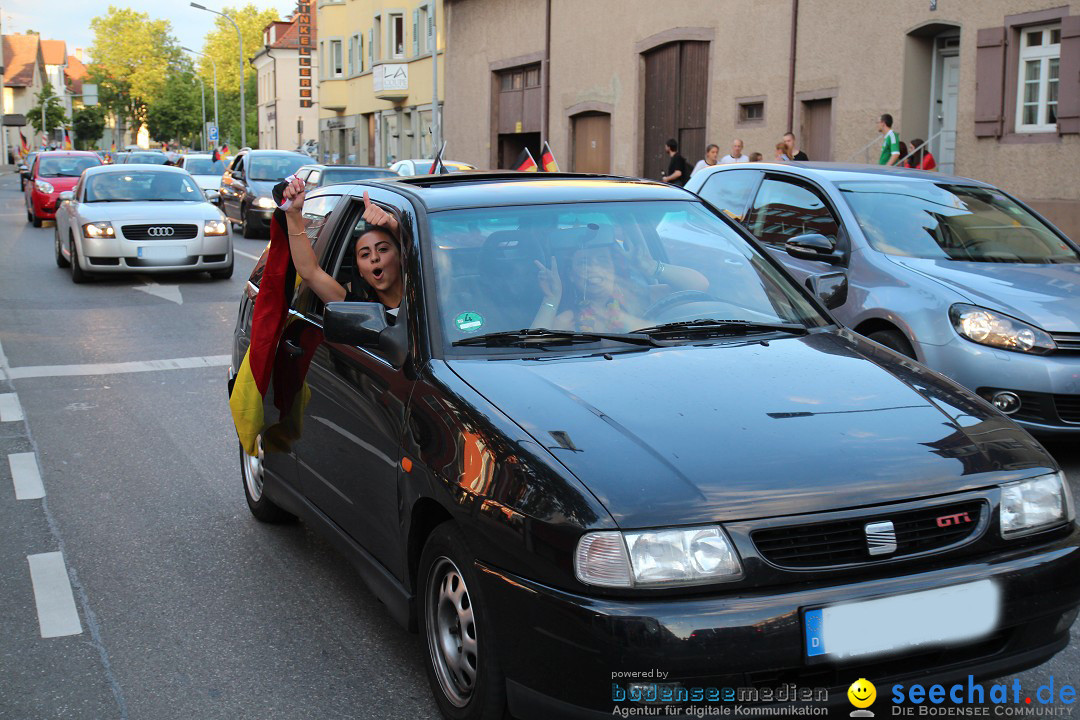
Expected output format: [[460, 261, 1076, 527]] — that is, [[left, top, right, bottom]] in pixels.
[[147, 226, 174, 237], [865, 521, 897, 556]]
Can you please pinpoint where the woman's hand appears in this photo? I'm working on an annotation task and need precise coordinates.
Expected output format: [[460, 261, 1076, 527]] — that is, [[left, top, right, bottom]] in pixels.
[[534, 256, 562, 305], [362, 191, 399, 234], [282, 175, 306, 216], [626, 237, 657, 278]]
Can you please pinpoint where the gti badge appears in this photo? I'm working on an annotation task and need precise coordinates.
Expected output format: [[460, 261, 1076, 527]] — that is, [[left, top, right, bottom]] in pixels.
[[936, 512, 973, 528], [865, 521, 897, 556]]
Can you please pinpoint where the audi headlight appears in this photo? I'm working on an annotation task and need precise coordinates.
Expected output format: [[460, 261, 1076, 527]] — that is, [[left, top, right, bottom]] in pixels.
[[950, 304, 1055, 354], [82, 221, 115, 238], [35, 179, 55, 194], [204, 219, 228, 236], [253, 196, 276, 209], [575, 526, 742, 588], [1000, 472, 1074, 538]]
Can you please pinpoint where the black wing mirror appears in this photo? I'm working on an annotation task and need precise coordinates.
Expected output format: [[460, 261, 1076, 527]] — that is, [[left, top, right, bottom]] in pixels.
[[805, 272, 848, 310], [786, 233, 843, 264], [323, 301, 408, 367]]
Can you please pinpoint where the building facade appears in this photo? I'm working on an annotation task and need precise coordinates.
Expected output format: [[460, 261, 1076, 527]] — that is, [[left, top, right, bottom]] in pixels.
[[443, 0, 1080, 238], [2, 34, 46, 157], [40, 39, 72, 125], [316, 0, 444, 166], [254, 13, 321, 150]]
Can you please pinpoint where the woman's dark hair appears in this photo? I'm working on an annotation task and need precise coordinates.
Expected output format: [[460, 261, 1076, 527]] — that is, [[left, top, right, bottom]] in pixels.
[[909, 139, 926, 166], [897, 141, 909, 165]]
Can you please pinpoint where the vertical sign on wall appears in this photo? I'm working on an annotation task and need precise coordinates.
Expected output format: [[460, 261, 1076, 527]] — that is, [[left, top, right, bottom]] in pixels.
[[297, 0, 313, 108]]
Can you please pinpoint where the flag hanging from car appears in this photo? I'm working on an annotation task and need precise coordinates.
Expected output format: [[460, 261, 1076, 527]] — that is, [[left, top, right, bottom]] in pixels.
[[428, 141, 450, 174], [63, 130, 72, 150], [541, 141, 559, 172], [513, 148, 538, 172]]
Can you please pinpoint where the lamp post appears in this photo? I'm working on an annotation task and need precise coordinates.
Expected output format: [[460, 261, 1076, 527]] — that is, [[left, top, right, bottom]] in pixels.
[[193, 74, 207, 150], [190, 2, 245, 148], [183, 46, 219, 148]]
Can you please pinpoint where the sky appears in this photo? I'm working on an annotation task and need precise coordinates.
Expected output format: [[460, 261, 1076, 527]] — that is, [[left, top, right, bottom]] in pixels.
[[2, 0, 297, 61]]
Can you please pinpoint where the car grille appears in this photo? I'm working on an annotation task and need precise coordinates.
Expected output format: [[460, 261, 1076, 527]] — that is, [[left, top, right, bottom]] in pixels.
[[1056, 394, 1080, 423], [1049, 332, 1080, 354], [751, 501, 985, 569], [121, 224, 198, 240]]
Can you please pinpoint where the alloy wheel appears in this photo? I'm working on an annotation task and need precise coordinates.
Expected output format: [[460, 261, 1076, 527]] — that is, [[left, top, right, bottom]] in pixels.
[[426, 556, 478, 707], [241, 434, 265, 501]]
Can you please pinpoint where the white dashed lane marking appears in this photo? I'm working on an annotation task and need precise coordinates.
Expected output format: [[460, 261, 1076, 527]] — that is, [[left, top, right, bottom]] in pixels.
[[27, 552, 83, 638], [6, 355, 232, 380], [0, 392, 23, 421], [234, 248, 261, 261], [9, 452, 45, 500]]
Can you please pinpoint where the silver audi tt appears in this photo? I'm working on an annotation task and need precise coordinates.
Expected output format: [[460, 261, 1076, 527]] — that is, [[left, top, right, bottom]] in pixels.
[[54, 164, 233, 282]]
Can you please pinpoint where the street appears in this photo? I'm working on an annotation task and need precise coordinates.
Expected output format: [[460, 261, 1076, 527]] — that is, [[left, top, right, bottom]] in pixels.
[[0, 165, 1078, 719]]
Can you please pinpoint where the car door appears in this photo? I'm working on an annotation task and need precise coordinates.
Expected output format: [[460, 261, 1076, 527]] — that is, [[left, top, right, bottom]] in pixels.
[[285, 188, 417, 578], [221, 153, 246, 221]]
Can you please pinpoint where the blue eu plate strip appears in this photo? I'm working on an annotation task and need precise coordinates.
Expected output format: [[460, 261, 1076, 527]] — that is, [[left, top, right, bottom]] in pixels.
[[805, 608, 825, 657]]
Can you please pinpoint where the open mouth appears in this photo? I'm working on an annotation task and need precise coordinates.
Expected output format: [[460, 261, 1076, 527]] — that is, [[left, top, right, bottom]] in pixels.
[[371, 267, 385, 282]]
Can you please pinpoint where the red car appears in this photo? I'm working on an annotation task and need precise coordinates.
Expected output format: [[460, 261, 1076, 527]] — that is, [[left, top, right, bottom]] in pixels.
[[25, 151, 102, 227]]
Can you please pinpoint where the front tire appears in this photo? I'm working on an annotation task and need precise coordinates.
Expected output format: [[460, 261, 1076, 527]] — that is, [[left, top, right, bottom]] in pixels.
[[208, 257, 234, 280], [420, 522, 507, 720], [866, 328, 916, 359], [240, 206, 257, 239], [55, 228, 70, 268], [240, 435, 294, 523], [69, 238, 90, 283]]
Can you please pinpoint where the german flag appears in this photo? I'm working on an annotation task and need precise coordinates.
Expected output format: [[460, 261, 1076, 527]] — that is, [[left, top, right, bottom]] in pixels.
[[63, 130, 73, 150], [110, 140, 116, 152], [541, 141, 559, 172], [513, 147, 538, 172], [19, 131, 29, 155]]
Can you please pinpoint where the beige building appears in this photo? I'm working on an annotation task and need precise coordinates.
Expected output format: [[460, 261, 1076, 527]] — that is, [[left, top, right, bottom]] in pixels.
[[316, 0, 444, 166], [443, 0, 1080, 238], [254, 13, 321, 150], [2, 34, 46, 157]]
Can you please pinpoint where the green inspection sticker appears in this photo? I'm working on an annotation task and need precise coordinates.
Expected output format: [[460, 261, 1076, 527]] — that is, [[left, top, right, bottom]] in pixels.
[[454, 311, 484, 333]]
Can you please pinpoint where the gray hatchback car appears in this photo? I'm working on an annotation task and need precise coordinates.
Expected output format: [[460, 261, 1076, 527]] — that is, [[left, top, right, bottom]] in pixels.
[[686, 162, 1080, 435]]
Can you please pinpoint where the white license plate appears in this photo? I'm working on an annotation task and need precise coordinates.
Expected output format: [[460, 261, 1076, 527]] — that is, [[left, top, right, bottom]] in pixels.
[[804, 580, 999, 660], [137, 245, 186, 261]]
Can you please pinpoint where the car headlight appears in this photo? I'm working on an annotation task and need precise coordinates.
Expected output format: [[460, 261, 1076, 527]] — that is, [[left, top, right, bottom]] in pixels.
[[35, 179, 55, 194], [950, 304, 1055, 355], [82, 221, 115, 238], [204, 219, 228, 236], [575, 526, 743, 588], [1000, 472, 1074, 538], [253, 196, 276, 209]]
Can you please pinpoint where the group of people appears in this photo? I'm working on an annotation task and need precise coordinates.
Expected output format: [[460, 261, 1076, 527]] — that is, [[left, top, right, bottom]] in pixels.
[[660, 132, 811, 187], [877, 113, 936, 170]]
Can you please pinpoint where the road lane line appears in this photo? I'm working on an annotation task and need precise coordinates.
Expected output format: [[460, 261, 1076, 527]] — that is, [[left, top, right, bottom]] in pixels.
[[0, 336, 10, 381], [0, 392, 24, 421], [7, 354, 232, 380], [9, 452, 45, 499], [234, 248, 261, 261], [27, 552, 83, 638]]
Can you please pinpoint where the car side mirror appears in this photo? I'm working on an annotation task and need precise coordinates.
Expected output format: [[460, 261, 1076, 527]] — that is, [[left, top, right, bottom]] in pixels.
[[59, 191, 74, 202], [805, 272, 848, 310], [786, 233, 843, 264], [323, 301, 408, 367]]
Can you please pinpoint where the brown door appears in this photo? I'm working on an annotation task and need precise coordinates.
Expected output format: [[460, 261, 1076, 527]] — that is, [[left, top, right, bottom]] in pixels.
[[642, 41, 709, 180], [572, 113, 611, 173], [801, 99, 833, 161]]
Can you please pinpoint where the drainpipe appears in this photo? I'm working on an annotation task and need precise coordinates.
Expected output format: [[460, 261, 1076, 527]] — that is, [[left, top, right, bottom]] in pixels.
[[786, 0, 798, 132], [541, 0, 551, 144]]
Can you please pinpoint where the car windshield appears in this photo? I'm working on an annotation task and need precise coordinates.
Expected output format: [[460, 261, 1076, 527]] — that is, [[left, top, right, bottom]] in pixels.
[[84, 171, 203, 202], [123, 153, 169, 164], [429, 200, 829, 348], [249, 154, 307, 181], [322, 168, 396, 184], [840, 181, 1080, 264], [37, 156, 100, 177], [184, 158, 225, 175]]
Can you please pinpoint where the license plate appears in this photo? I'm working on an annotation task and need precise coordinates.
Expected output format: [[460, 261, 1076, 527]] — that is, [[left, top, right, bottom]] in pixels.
[[804, 580, 999, 660], [137, 245, 186, 261]]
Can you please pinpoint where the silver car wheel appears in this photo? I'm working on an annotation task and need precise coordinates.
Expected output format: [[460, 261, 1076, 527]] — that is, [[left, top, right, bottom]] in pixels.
[[426, 556, 478, 707], [241, 434, 265, 501]]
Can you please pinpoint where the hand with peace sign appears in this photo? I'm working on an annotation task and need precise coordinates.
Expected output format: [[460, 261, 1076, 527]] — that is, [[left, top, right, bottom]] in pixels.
[[362, 191, 399, 235], [534, 256, 562, 307]]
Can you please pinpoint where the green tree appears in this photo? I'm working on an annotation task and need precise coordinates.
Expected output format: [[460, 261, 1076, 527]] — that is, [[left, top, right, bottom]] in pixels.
[[196, 4, 279, 147], [72, 105, 106, 149], [28, 79, 69, 136], [146, 64, 203, 147]]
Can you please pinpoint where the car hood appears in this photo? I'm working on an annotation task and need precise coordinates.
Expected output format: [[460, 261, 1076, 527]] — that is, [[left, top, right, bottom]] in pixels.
[[38, 176, 80, 191], [447, 331, 1054, 528], [77, 200, 220, 222], [889, 257, 1080, 332]]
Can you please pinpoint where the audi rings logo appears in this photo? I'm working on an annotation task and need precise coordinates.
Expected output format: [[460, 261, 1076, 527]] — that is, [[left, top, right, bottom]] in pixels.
[[147, 226, 175, 237]]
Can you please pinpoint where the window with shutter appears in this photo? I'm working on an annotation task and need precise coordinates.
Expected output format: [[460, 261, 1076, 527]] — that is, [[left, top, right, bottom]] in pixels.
[[413, 9, 420, 56], [1059, 16, 1080, 134], [975, 27, 1007, 137]]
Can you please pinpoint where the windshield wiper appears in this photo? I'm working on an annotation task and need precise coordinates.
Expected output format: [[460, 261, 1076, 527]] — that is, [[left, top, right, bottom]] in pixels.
[[453, 327, 662, 348], [632, 319, 810, 338]]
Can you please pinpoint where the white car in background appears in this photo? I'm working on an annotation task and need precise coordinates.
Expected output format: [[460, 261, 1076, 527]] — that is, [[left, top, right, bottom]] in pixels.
[[389, 158, 477, 176], [176, 153, 227, 204], [53, 165, 233, 283]]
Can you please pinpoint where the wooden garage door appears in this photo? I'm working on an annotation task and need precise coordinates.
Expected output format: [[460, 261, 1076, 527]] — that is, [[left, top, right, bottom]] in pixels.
[[642, 41, 709, 181], [572, 113, 611, 173]]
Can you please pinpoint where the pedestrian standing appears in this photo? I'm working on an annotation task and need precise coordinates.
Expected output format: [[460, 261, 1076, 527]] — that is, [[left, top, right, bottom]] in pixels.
[[878, 113, 900, 166], [783, 132, 809, 161], [693, 144, 721, 175], [748, 152, 763, 162], [661, 138, 691, 187], [906, 138, 937, 171], [719, 139, 750, 164], [897, 141, 909, 167], [774, 142, 790, 162]]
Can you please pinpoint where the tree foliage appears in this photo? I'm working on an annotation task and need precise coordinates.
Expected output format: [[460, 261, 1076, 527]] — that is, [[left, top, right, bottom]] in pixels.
[[72, 105, 107, 149], [147, 64, 204, 147], [28, 79, 69, 135]]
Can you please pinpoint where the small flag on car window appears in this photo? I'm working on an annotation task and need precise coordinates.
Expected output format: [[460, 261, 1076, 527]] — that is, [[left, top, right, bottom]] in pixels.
[[513, 148, 538, 172]]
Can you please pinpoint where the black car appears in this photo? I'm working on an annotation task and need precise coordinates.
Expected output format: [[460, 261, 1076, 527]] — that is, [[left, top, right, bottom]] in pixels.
[[18, 151, 39, 191], [294, 163, 396, 189], [229, 173, 1079, 719], [219, 149, 310, 237]]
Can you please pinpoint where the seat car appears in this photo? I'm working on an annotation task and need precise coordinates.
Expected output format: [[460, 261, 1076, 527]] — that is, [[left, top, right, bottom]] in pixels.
[[686, 163, 1080, 436], [294, 163, 396, 189], [18, 151, 39, 190], [118, 150, 170, 165], [218, 149, 310, 237], [176, 153, 227, 203], [229, 172, 1079, 719], [389, 158, 476, 176], [54, 164, 232, 282], [24, 150, 102, 227]]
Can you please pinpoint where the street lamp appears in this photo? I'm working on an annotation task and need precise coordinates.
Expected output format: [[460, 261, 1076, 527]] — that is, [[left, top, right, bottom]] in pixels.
[[190, 2, 245, 148], [183, 46, 219, 148], [193, 74, 207, 150]]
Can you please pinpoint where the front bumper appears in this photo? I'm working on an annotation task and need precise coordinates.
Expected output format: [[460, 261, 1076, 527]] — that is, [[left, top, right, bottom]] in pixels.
[[77, 228, 232, 273], [31, 191, 62, 219], [245, 206, 273, 231], [479, 526, 1080, 718]]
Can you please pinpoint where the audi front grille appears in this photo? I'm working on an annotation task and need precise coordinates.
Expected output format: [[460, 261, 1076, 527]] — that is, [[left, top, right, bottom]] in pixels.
[[121, 224, 199, 240]]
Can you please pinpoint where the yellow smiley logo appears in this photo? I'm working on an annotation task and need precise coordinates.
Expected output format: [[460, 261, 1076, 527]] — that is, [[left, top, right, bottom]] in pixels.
[[848, 678, 876, 709]]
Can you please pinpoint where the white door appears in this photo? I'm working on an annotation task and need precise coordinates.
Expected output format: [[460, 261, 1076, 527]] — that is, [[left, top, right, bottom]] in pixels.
[[939, 55, 959, 174]]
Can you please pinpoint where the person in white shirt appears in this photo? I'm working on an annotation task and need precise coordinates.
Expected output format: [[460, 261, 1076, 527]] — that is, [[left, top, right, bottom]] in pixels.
[[692, 144, 720, 175], [720, 139, 750, 164]]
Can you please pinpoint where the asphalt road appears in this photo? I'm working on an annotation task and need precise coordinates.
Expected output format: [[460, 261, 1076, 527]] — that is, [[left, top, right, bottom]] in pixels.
[[0, 169, 1077, 719]]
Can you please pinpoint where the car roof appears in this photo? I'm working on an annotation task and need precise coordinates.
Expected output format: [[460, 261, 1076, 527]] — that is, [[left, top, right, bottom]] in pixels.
[[696, 161, 992, 188], [242, 149, 309, 156], [84, 164, 190, 175], [337, 172, 694, 212], [35, 150, 99, 157]]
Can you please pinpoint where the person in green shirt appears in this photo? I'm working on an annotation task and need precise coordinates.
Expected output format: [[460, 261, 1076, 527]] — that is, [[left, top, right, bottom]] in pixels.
[[878, 113, 900, 166]]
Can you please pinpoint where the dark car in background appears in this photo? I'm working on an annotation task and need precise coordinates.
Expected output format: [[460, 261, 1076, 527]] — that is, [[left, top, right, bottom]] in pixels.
[[218, 149, 309, 237], [294, 163, 396, 189], [229, 173, 1079, 719], [116, 151, 171, 165]]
